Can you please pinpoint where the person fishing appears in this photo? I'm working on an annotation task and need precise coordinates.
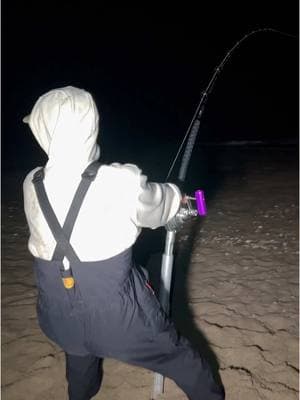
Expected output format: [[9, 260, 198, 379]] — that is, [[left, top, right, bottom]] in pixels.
[[22, 86, 225, 400]]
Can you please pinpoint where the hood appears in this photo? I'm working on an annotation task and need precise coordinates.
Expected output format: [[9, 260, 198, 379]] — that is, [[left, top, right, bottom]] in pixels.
[[25, 86, 100, 171]]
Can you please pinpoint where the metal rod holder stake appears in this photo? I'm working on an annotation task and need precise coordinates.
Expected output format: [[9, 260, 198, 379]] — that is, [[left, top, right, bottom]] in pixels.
[[151, 230, 176, 399]]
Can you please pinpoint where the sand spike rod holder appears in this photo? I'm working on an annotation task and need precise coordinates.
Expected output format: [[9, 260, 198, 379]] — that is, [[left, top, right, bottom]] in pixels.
[[152, 192, 207, 399]]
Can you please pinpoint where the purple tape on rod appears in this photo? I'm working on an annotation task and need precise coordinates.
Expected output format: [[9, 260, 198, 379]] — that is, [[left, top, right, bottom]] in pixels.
[[195, 190, 207, 216]]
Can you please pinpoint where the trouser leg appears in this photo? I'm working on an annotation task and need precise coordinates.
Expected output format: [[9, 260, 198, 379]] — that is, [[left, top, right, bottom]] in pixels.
[[118, 320, 225, 400], [109, 267, 225, 400], [65, 353, 103, 400]]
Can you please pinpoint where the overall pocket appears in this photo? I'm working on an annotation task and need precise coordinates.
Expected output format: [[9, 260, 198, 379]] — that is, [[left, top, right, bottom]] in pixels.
[[132, 266, 168, 337]]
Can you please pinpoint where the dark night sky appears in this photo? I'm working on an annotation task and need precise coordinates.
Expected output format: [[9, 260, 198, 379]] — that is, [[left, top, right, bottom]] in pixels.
[[2, 2, 299, 172]]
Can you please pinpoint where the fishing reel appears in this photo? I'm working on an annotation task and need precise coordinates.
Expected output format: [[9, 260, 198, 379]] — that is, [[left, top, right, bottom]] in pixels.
[[165, 190, 207, 232]]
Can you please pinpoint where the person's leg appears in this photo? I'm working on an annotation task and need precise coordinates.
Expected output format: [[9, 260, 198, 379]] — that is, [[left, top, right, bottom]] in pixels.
[[118, 318, 224, 400], [105, 266, 225, 400], [65, 353, 103, 400]]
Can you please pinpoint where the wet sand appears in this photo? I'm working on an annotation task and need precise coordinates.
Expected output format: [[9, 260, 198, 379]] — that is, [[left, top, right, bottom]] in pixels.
[[2, 146, 299, 399]]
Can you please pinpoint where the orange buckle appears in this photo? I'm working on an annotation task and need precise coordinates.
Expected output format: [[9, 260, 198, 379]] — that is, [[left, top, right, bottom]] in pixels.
[[62, 276, 75, 289]]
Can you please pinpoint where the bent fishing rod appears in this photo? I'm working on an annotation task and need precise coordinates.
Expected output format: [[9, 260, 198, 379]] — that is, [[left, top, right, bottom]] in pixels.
[[166, 27, 297, 185], [152, 27, 297, 399]]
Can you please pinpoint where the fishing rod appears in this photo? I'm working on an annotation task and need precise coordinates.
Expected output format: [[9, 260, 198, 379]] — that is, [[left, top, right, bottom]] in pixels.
[[165, 27, 297, 185], [152, 27, 297, 399]]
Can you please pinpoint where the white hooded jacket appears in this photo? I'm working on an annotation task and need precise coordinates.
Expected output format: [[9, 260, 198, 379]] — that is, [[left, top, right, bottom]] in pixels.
[[23, 87, 181, 265]]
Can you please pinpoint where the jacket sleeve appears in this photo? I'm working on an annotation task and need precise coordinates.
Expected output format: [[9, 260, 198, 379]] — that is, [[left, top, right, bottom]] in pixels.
[[132, 170, 182, 229]]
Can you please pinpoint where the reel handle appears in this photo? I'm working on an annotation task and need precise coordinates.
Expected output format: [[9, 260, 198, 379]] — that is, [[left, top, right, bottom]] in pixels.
[[195, 189, 207, 216], [184, 189, 207, 217]]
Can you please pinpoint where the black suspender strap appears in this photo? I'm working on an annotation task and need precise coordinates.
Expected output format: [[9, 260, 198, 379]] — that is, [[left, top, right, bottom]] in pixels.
[[33, 168, 80, 263], [52, 161, 101, 261], [32, 161, 101, 264]]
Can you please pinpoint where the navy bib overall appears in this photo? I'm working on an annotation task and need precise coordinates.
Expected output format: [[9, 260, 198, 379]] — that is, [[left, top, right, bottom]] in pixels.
[[32, 162, 224, 400]]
